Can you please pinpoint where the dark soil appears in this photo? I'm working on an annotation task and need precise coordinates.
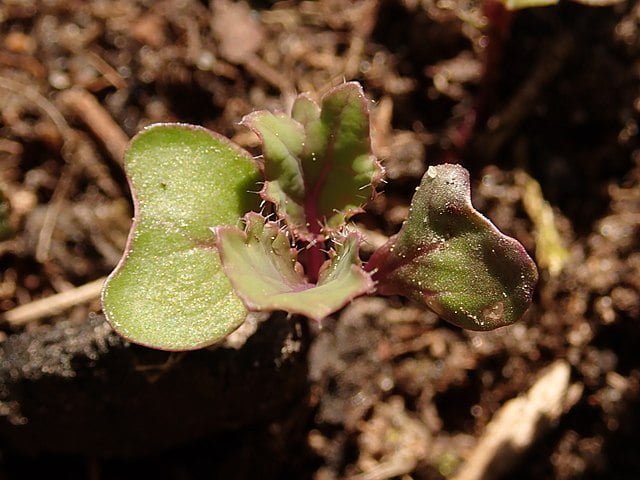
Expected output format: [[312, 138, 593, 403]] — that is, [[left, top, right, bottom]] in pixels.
[[0, 0, 639, 479]]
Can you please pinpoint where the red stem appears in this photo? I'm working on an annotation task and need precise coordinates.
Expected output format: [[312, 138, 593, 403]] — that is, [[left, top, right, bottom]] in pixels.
[[305, 239, 324, 284], [303, 197, 324, 284]]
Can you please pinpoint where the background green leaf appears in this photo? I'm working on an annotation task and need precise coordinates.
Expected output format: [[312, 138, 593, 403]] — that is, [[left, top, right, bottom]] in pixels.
[[102, 124, 260, 350]]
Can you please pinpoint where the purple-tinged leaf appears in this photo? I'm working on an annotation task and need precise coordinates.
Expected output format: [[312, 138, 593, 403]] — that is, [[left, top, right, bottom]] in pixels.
[[215, 213, 374, 321], [241, 112, 307, 229], [369, 164, 538, 331], [241, 82, 383, 238]]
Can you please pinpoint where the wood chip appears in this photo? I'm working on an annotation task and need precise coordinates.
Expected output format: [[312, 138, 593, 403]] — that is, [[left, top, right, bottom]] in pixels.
[[451, 361, 582, 480], [59, 88, 129, 167]]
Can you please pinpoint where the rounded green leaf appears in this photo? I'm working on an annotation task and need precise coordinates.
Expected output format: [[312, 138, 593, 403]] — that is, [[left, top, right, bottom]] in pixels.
[[102, 124, 260, 350]]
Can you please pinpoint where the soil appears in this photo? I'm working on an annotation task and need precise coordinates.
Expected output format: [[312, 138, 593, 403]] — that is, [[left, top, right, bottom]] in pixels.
[[0, 0, 639, 479]]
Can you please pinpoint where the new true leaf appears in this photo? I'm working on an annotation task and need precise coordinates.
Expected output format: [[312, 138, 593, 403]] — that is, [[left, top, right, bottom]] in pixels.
[[215, 213, 374, 321], [242, 82, 382, 238]]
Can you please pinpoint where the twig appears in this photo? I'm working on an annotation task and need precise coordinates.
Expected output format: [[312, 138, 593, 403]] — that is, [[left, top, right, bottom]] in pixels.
[[343, 0, 379, 79], [0, 51, 46, 78], [451, 361, 582, 480], [0, 76, 80, 263], [0, 76, 71, 136], [71, 129, 123, 198], [349, 457, 418, 480], [87, 51, 127, 90], [1, 277, 106, 326], [243, 54, 296, 100], [35, 163, 76, 262], [59, 88, 129, 167], [0, 138, 23, 155]]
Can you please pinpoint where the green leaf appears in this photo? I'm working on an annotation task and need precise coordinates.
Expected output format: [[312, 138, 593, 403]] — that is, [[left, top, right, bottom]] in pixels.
[[102, 124, 260, 350], [215, 212, 374, 321], [370, 164, 538, 331], [499, 0, 558, 9], [241, 112, 307, 229], [242, 82, 382, 238]]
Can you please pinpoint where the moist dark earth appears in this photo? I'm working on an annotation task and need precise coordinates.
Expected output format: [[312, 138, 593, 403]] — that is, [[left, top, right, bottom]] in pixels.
[[0, 0, 639, 479]]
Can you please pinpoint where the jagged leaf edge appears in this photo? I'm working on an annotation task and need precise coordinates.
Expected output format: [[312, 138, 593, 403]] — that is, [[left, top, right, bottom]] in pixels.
[[215, 212, 374, 321]]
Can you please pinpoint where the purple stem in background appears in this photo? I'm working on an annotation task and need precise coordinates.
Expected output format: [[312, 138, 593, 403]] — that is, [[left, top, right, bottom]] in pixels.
[[443, 0, 513, 162]]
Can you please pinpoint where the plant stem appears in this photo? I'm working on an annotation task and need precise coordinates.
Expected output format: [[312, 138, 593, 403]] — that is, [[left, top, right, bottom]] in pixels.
[[303, 191, 326, 283], [304, 236, 324, 284]]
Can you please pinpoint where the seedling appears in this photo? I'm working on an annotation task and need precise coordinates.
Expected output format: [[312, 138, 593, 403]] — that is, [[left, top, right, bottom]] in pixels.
[[102, 82, 537, 351]]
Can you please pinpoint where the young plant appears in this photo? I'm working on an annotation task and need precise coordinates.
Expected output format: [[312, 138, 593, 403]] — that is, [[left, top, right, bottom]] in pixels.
[[102, 82, 538, 351]]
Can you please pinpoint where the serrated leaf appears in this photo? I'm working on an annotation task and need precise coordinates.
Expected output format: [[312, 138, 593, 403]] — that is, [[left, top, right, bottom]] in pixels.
[[242, 82, 382, 238], [102, 124, 260, 350], [215, 212, 374, 321], [241, 112, 307, 228], [370, 164, 538, 331]]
